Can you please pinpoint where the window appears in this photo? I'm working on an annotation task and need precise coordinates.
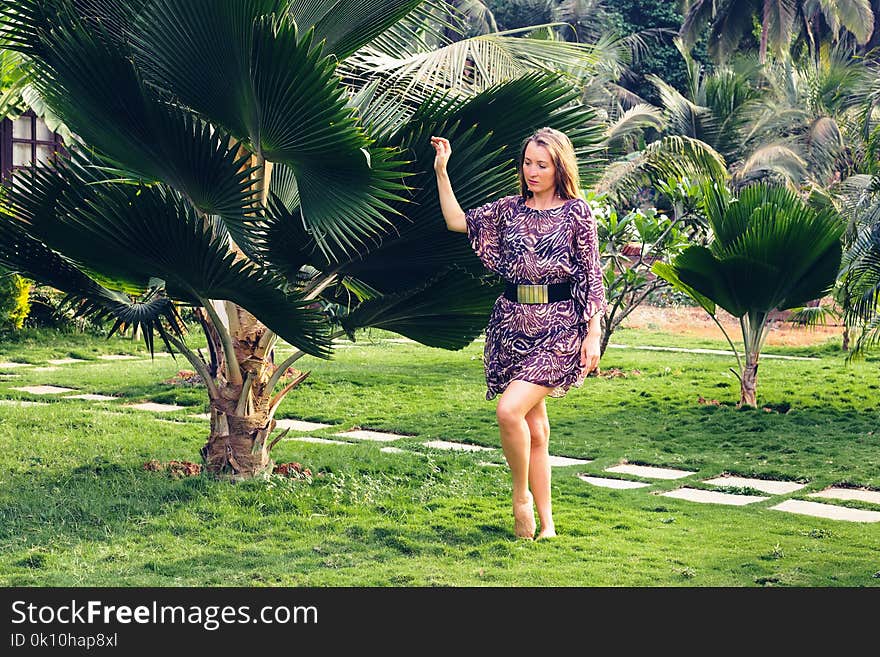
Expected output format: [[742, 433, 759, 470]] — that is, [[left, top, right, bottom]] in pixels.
[[1, 110, 64, 180]]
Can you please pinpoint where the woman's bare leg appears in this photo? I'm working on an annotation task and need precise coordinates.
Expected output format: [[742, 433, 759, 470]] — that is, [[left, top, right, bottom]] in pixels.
[[525, 399, 555, 538], [495, 380, 553, 539]]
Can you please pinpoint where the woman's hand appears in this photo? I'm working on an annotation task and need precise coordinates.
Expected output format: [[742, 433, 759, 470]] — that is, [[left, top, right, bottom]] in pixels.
[[430, 136, 451, 174], [580, 333, 601, 374]]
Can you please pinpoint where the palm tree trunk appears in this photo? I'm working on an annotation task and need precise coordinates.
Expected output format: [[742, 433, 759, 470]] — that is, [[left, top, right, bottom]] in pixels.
[[740, 349, 759, 407], [738, 311, 767, 408], [760, 0, 771, 63], [200, 304, 270, 478]]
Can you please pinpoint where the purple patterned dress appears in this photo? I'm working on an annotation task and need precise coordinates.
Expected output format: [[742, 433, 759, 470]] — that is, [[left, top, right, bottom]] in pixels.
[[466, 195, 607, 400]]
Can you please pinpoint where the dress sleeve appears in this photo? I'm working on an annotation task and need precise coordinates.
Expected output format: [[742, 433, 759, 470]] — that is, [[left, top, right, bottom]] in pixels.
[[570, 199, 607, 325], [465, 197, 506, 275]]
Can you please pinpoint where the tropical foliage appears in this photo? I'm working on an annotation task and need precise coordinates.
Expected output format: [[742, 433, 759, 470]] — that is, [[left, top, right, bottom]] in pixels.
[[591, 179, 709, 354], [0, 0, 603, 478], [680, 0, 875, 63], [653, 182, 844, 406]]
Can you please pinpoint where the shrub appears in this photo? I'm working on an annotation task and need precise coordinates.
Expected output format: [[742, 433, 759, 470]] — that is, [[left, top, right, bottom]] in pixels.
[[0, 268, 31, 330]]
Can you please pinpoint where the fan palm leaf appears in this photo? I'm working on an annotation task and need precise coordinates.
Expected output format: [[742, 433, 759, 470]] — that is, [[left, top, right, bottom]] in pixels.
[[5, 157, 331, 356], [260, 74, 602, 294], [339, 267, 500, 348], [130, 2, 409, 255], [653, 180, 843, 405]]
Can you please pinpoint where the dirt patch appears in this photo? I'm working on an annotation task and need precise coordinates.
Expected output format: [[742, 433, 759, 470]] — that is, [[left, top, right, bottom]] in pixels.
[[621, 306, 843, 347]]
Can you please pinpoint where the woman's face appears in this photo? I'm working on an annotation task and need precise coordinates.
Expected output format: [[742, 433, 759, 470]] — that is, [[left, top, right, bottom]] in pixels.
[[522, 141, 556, 196]]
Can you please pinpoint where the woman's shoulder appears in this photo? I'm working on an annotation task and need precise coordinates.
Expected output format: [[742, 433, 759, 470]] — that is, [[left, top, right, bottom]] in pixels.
[[566, 197, 592, 218]]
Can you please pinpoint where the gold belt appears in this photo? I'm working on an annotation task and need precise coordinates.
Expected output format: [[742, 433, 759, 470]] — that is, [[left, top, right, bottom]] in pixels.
[[516, 284, 549, 304]]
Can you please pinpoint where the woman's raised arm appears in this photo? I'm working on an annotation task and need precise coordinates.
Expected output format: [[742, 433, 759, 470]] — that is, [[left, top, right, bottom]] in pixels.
[[430, 136, 466, 233]]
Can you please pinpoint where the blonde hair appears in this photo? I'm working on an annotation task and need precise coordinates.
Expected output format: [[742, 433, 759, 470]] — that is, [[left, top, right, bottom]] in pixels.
[[518, 127, 581, 200]]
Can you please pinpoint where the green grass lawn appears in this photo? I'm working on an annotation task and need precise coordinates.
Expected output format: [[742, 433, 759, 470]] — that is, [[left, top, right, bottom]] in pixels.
[[1, 326, 878, 586]]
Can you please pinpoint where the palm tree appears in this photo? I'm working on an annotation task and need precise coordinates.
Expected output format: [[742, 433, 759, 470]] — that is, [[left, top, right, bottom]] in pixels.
[[835, 103, 880, 354], [680, 0, 874, 63], [653, 182, 843, 407], [0, 0, 603, 478], [738, 45, 870, 189]]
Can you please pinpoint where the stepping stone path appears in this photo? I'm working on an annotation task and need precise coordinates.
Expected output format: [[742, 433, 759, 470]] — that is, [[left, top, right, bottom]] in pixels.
[[64, 393, 118, 401], [125, 402, 186, 412], [423, 440, 495, 452], [333, 429, 407, 442], [604, 463, 696, 479], [283, 436, 352, 446], [660, 487, 768, 506], [4, 349, 877, 526], [547, 455, 592, 467], [703, 475, 805, 495], [807, 487, 880, 505], [770, 499, 880, 523], [11, 385, 77, 395], [577, 475, 651, 489], [276, 419, 334, 432]]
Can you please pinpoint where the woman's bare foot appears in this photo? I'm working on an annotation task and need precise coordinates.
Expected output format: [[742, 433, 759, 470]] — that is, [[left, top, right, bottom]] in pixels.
[[513, 492, 536, 540], [536, 525, 557, 540]]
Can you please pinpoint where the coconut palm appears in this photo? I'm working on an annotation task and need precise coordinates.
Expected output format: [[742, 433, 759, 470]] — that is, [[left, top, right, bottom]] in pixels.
[[0, 0, 603, 478], [680, 0, 874, 63], [739, 45, 870, 188], [835, 109, 880, 353], [653, 181, 843, 406]]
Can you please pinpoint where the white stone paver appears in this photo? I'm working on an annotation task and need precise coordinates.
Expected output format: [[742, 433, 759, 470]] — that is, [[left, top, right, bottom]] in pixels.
[[577, 475, 652, 490], [190, 413, 211, 419], [384, 338, 417, 344], [333, 429, 407, 442], [606, 344, 818, 361], [604, 463, 696, 480], [0, 362, 31, 368], [276, 418, 334, 432], [478, 461, 504, 467], [703, 475, 805, 495], [661, 487, 768, 506], [64, 393, 118, 401], [47, 358, 87, 365], [423, 440, 496, 452], [125, 402, 186, 412], [379, 446, 407, 454], [98, 354, 139, 360], [11, 385, 77, 395], [283, 436, 352, 446], [0, 399, 45, 407], [770, 499, 880, 522], [548, 455, 593, 467], [807, 487, 880, 505]]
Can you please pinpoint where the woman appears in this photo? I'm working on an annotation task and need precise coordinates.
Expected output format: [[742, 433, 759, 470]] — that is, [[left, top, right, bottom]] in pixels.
[[430, 127, 606, 540]]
